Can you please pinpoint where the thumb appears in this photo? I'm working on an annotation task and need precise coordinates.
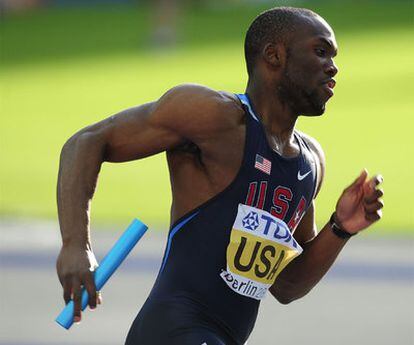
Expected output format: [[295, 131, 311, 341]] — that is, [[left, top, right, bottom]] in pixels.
[[347, 169, 368, 190]]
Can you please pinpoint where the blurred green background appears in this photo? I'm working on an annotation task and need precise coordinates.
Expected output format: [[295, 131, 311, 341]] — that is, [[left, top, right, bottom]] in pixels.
[[1, 0, 413, 234]]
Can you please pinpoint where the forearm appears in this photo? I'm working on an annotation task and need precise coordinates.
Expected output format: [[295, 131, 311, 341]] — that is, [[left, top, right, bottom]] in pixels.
[[57, 132, 106, 248], [270, 221, 348, 304]]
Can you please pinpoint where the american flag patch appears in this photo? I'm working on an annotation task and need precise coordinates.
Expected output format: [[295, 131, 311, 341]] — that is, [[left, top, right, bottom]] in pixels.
[[255, 154, 271, 175]]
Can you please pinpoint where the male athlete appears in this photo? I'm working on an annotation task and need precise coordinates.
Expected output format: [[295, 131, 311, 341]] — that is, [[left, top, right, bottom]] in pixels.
[[56, 7, 384, 345]]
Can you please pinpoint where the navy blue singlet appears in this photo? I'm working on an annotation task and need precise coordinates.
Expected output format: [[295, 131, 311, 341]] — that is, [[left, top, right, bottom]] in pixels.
[[125, 94, 318, 345]]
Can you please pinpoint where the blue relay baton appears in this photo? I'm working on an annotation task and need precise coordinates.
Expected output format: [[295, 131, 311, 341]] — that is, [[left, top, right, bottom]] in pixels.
[[55, 218, 148, 329]]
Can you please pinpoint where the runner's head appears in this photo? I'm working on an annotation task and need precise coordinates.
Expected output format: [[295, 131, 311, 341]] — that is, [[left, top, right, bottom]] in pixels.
[[244, 7, 338, 116]]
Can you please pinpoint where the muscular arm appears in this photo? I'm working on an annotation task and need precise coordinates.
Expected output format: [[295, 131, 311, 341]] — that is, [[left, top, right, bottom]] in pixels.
[[270, 137, 384, 304], [270, 204, 348, 304], [57, 100, 184, 245], [56, 84, 239, 321]]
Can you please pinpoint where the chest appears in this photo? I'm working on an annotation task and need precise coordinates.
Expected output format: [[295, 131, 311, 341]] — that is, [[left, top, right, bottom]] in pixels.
[[242, 149, 316, 231]]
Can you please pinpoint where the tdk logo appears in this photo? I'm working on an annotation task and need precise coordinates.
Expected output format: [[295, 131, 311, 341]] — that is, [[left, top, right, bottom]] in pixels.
[[241, 209, 299, 249], [242, 211, 260, 230]]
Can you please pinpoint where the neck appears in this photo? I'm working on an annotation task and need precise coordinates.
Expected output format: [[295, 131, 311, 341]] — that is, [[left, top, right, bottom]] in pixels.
[[245, 77, 298, 143]]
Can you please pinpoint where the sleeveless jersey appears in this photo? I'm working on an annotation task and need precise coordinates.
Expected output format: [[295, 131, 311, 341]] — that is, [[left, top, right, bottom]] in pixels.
[[146, 93, 318, 344]]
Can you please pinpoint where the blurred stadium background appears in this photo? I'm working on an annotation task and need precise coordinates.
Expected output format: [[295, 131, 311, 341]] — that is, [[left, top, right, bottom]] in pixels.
[[0, 1, 413, 344]]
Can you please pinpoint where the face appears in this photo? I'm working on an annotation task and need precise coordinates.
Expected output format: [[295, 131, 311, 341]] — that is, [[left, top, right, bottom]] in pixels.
[[278, 15, 338, 116]]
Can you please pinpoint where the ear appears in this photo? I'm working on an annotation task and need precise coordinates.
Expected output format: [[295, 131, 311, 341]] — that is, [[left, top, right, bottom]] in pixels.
[[262, 43, 286, 69]]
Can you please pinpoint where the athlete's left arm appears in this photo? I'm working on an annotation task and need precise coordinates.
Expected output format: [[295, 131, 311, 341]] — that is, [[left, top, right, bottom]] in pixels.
[[269, 136, 384, 304]]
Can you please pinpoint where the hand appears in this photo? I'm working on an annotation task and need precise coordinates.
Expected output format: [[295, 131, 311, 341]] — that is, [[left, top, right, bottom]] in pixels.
[[335, 170, 384, 234], [56, 244, 101, 323]]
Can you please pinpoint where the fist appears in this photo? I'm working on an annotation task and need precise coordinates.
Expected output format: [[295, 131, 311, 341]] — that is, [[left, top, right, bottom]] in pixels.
[[56, 244, 101, 323]]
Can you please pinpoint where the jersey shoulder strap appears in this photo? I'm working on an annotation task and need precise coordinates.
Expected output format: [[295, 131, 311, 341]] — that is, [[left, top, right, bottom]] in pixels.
[[235, 93, 259, 122]]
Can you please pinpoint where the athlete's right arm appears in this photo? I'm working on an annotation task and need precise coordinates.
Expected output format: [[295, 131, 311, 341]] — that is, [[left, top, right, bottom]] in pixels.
[[56, 84, 233, 322]]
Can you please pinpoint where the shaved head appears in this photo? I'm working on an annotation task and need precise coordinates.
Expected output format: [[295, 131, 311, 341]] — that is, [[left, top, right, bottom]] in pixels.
[[244, 7, 321, 75]]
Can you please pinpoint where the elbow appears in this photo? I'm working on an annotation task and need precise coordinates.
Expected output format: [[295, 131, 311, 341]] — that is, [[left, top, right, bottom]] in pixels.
[[270, 281, 311, 305], [61, 135, 75, 155], [274, 294, 295, 305], [269, 284, 292, 304], [60, 130, 106, 160], [60, 132, 84, 156], [270, 288, 296, 305], [59, 135, 77, 165]]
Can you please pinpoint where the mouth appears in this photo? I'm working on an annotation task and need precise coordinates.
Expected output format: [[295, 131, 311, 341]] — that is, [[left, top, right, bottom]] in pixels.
[[321, 78, 336, 98]]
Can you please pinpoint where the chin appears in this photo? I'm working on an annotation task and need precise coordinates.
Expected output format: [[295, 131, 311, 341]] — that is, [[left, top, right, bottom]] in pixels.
[[296, 89, 328, 116], [300, 103, 326, 117]]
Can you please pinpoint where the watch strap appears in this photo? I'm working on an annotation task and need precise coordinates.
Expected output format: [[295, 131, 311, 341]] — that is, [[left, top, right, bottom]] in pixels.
[[329, 213, 356, 239]]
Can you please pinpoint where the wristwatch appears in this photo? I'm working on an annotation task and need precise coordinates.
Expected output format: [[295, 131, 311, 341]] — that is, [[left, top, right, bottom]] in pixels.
[[329, 213, 356, 239]]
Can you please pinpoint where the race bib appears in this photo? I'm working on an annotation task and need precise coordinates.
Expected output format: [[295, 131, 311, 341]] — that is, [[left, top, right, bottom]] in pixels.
[[220, 204, 303, 300]]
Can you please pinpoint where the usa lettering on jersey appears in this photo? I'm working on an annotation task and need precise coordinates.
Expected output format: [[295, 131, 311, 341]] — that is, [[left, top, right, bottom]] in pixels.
[[245, 181, 308, 231], [220, 204, 303, 300]]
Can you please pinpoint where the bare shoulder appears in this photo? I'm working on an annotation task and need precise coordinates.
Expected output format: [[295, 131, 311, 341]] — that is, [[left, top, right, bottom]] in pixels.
[[154, 84, 244, 140], [296, 130, 325, 196]]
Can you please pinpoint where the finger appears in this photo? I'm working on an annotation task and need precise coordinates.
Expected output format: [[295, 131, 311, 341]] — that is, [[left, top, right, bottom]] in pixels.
[[83, 272, 97, 310], [364, 174, 383, 191], [72, 278, 82, 323], [364, 200, 384, 213], [364, 188, 384, 204], [96, 291, 103, 305], [63, 279, 72, 305], [365, 210, 383, 222], [371, 174, 384, 187]]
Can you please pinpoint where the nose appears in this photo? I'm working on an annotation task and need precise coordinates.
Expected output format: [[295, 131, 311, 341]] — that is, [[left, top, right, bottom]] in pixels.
[[325, 60, 338, 78]]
